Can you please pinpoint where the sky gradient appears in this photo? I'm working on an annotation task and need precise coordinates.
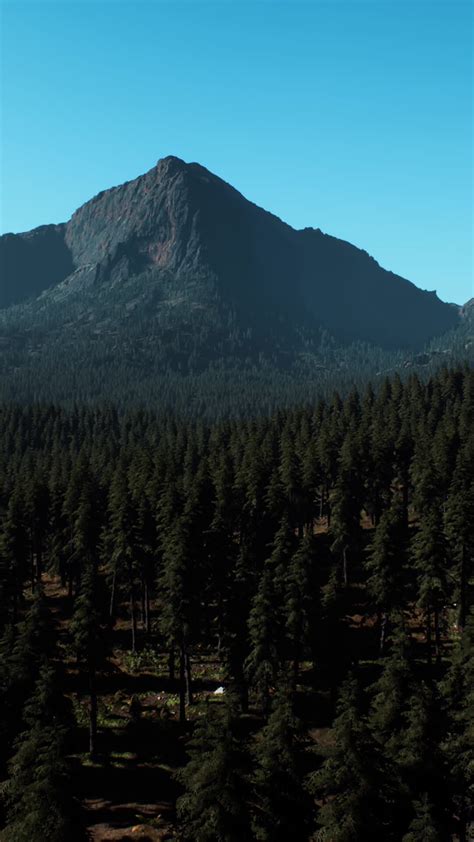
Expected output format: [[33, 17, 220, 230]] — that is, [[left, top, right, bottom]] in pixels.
[[1, 0, 472, 304]]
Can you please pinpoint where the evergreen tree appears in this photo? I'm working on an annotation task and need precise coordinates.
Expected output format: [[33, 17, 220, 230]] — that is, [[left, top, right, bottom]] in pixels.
[[2, 662, 81, 842], [176, 696, 250, 841], [411, 508, 448, 666], [245, 564, 281, 714], [366, 503, 407, 653], [284, 534, 314, 690], [330, 433, 363, 586], [251, 682, 311, 841], [0, 486, 30, 620], [440, 609, 474, 841], [444, 444, 474, 630], [104, 464, 140, 649], [369, 617, 415, 755], [402, 794, 443, 842], [395, 680, 448, 831], [159, 515, 200, 721], [311, 675, 396, 841], [71, 561, 106, 756]]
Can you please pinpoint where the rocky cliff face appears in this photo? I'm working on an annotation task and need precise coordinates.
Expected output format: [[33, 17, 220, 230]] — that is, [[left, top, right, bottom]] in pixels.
[[0, 156, 460, 349]]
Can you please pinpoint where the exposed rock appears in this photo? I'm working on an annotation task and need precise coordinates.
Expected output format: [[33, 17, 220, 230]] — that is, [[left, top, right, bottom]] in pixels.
[[0, 155, 460, 349]]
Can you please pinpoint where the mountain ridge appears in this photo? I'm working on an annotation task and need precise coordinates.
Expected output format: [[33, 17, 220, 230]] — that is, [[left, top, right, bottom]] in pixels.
[[1, 154, 459, 350], [0, 154, 468, 414]]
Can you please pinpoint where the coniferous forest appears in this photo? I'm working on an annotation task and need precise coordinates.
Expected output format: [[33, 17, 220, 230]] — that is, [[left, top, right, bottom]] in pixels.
[[0, 364, 473, 840]]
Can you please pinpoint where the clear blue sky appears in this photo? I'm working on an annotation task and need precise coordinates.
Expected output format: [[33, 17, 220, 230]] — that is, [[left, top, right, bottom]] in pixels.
[[1, 0, 472, 304]]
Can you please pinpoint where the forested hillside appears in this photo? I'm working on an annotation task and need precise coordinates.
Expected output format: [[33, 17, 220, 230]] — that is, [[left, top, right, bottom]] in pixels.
[[0, 364, 473, 840]]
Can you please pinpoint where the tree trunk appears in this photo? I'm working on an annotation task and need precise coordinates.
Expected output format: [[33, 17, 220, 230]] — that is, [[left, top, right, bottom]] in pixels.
[[292, 656, 299, 693], [426, 608, 432, 667], [109, 569, 116, 619], [130, 587, 137, 653], [35, 546, 43, 584], [141, 576, 146, 629], [379, 612, 388, 655], [434, 606, 441, 667], [342, 545, 348, 586], [459, 543, 467, 630], [458, 795, 467, 842], [185, 651, 193, 706], [179, 640, 186, 724], [168, 647, 175, 682], [402, 472, 409, 529], [89, 662, 98, 757], [144, 580, 150, 635]]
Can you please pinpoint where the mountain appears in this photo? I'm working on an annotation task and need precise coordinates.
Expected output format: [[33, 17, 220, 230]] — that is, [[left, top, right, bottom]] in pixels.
[[0, 156, 467, 413], [2, 156, 459, 344]]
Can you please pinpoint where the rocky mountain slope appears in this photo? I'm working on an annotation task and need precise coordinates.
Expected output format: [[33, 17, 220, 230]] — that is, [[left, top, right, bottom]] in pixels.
[[1, 156, 459, 348], [0, 156, 468, 413]]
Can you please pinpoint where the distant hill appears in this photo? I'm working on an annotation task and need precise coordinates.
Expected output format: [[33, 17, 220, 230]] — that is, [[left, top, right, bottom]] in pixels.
[[0, 156, 468, 413]]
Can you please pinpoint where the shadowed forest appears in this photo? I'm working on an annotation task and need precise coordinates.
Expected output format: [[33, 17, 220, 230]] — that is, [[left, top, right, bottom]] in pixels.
[[0, 364, 473, 841]]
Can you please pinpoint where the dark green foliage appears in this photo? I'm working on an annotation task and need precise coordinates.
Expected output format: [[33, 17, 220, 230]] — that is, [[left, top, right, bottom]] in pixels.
[[440, 610, 474, 839], [330, 433, 364, 585], [366, 504, 407, 652], [411, 508, 448, 666], [284, 534, 314, 689], [0, 365, 471, 839], [311, 675, 396, 841], [251, 683, 312, 841], [71, 562, 107, 755], [245, 564, 282, 712], [402, 794, 443, 842], [369, 618, 415, 752], [176, 697, 250, 841], [1, 662, 80, 841]]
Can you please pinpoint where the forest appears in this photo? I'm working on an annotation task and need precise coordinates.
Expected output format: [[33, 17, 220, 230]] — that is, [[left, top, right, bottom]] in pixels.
[[0, 364, 473, 841]]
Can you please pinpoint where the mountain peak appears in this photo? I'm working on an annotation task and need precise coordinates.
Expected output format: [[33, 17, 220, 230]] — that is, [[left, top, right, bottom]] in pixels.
[[154, 154, 187, 175], [0, 157, 460, 349]]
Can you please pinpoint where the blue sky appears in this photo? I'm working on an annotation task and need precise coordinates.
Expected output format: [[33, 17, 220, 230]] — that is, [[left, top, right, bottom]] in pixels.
[[1, 0, 472, 304]]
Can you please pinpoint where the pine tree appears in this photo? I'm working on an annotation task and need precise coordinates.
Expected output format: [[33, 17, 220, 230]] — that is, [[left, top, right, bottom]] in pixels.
[[311, 675, 395, 841], [105, 464, 140, 650], [251, 682, 311, 841], [71, 561, 106, 756], [1, 591, 55, 760], [401, 794, 443, 842], [159, 515, 200, 722], [440, 609, 474, 841], [0, 486, 30, 620], [444, 444, 474, 630], [284, 534, 313, 690], [369, 617, 415, 755], [176, 696, 250, 841], [411, 508, 448, 667], [330, 433, 363, 586], [366, 503, 407, 653], [395, 680, 447, 828], [245, 564, 281, 714], [2, 662, 81, 842]]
